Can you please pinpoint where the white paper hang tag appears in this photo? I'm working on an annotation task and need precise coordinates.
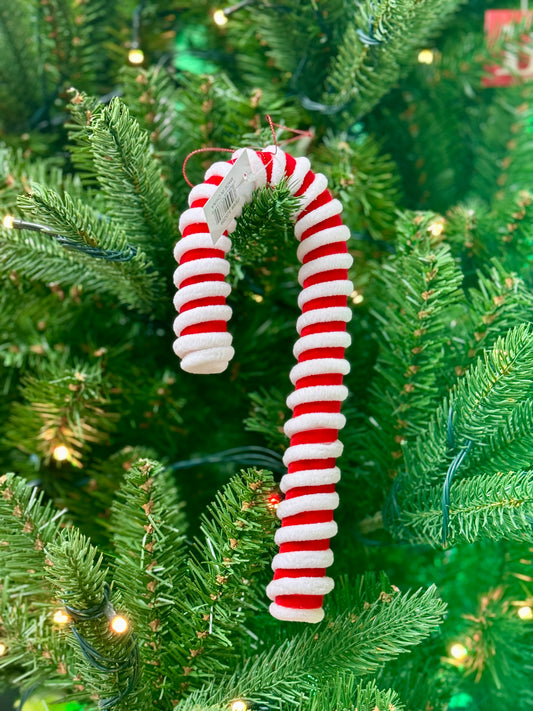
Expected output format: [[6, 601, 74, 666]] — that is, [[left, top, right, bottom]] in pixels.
[[204, 150, 254, 245]]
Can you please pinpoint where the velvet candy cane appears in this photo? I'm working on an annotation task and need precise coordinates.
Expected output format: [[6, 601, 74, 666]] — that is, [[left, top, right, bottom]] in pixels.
[[173, 146, 353, 623]]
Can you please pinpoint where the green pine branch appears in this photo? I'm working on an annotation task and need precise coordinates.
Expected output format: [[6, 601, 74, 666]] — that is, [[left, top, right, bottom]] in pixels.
[[325, 0, 463, 118], [5, 354, 118, 468], [363, 211, 463, 480], [89, 98, 175, 266], [45, 528, 138, 709], [176, 578, 445, 711], [164, 469, 279, 694], [0, 473, 71, 695], [109, 459, 187, 709], [308, 676, 404, 711], [16, 183, 160, 311], [395, 470, 533, 547]]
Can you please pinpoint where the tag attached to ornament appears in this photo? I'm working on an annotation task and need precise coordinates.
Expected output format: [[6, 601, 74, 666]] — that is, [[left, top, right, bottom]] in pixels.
[[204, 150, 253, 243], [483, 10, 533, 87]]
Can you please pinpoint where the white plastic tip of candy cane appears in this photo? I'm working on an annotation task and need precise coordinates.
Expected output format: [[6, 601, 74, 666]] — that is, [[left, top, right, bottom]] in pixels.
[[179, 346, 235, 374], [269, 603, 325, 624]]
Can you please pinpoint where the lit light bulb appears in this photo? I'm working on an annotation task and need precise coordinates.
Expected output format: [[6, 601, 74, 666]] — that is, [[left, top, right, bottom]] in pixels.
[[518, 605, 533, 620], [53, 609, 71, 625], [52, 445, 70, 462], [351, 289, 364, 305], [231, 701, 248, 711], [428, 221, 445, 237], [267, 492, 281, 511], [110, 615, 129, 634], [418, 49, 435, 65], [251, 293, 264, 303], [128, 48, 145, 65], [449, 642, 468, 660], [2, 215, 14, 229], [0, 643, 6, 656], [213, 9, 229, 26]]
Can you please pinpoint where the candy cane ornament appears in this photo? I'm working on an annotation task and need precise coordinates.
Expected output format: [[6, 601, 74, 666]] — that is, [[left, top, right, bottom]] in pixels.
[[173, 146, 353, 623]]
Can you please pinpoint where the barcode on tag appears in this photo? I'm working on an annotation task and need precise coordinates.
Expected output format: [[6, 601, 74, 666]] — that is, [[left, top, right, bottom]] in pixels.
[[212, 182, 238, 226], [204, 150, 253, 243]]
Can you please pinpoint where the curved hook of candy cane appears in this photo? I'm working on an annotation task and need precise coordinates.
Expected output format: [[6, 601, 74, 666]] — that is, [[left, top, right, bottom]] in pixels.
[[173, 146, 353, 623]]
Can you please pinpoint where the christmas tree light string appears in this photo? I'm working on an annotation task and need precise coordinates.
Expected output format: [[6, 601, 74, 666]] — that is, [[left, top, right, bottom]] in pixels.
[[2, 216, 138, 262], [60, 583, 139, 709]]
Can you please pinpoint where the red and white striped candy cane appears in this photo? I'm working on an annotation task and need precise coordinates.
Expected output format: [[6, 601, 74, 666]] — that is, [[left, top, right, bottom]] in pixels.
[[173, 146, 353, 623]]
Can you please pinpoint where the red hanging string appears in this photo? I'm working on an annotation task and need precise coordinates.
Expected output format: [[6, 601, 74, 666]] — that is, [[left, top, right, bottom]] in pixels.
[[181, 118, 313, 186], [182, 147, 234, 187]]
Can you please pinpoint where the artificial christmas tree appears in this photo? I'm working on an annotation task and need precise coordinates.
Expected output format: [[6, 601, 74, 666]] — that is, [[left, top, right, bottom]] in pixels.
[[2, 1, 533, 710]]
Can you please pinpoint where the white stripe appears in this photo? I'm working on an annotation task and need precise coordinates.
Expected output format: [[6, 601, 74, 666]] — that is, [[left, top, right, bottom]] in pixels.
[[181, 347, 234, 374], [296, 307, 352, 334], [173, 331, 233, 358], [288, 156, 311, 198], [282, 440, 343, 466], [174, 233, 211, 262], [188, 182, 218, 207], [298, 253, 354, 286], [295, 173, 329, 216], [280, 467, 341, 492], [173, 305, 232, 336], [269, 602, 324, 623], [274, 520, 338, 544], [266, 576, 334, 599], [283, 412, 346, 437], [179, 206, 209, 233], [296, 225, 351, 261], [173, 281, 232, 311], [277, 493, 339, 518], [286, 385, 348, 410], [262, 146, 287, 185], [289, 358, 350, 384], [298, 280, 353, 309], [173, 258, 230, 287], [294, 199, 343, 239], [271, 549, 334, 570], [293, 331, 351, 358], [204, 161, 233, 181], [174, 234, 232, 262]]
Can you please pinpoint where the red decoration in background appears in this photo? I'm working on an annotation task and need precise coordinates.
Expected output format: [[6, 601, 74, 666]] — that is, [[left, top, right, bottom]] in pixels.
[[483, 10, 533, 86]]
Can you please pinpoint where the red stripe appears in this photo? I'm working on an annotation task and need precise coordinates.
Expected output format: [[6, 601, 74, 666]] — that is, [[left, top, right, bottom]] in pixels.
[[180, 321, 227, 336], [288, 458, 336, 473], [275, 594, 324, 609], [274, 568, 326, 578], [279, 539, 330, 552], [191, 198, 208, 208], [302, 295, 347, 312], [301, 322, 346, 336], [295, 171, 314, 197], [292, 402, 341, 417], [284, 153, 297, 176], [303, 242, 348, 264], [206, 175, 224, 186], [304, 269, 349, 287], [258, 151, 274, 182], [180, 297, 226, 312], [180, 248, 225, 263], [281, 510, 333, 525], [183, 223, 209, 237], [299, 187, 332, 215], [179, 273, 225, 289], [291, 429, 338, 446], [298, 348, 346, 361], [285, 484, 336, 499], [295, 373, 343, 388], [301, 214, 343, 240]]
